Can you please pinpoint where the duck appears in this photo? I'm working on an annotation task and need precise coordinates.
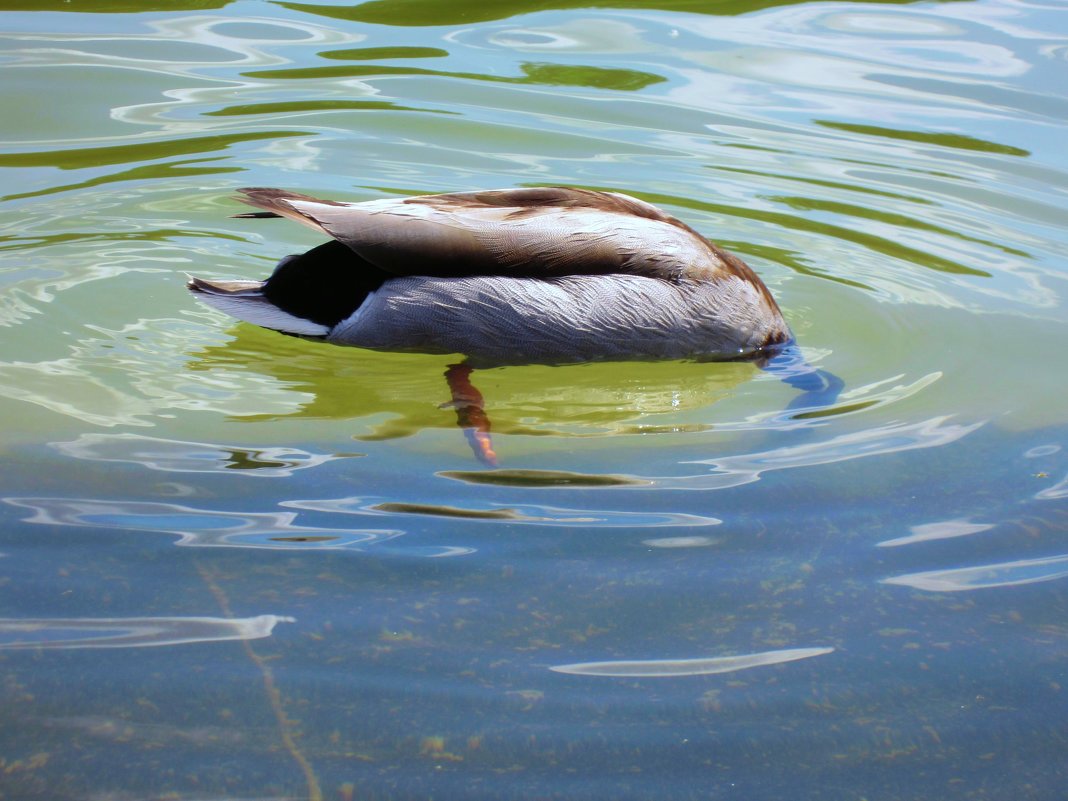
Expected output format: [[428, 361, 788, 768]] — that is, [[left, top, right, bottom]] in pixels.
[[188, 186, 793, 366]]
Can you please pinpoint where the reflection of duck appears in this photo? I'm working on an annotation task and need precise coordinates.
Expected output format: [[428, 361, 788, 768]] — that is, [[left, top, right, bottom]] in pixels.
[[187, 326, 756, 438], [188, 187, 834, 463]]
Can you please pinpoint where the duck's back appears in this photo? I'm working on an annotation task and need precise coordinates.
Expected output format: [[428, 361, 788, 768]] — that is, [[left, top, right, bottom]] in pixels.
[[236, 186, 758, 284]]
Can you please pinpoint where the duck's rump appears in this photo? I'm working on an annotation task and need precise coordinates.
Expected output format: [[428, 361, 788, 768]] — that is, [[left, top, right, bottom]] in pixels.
[[332, 273, 790, 365]]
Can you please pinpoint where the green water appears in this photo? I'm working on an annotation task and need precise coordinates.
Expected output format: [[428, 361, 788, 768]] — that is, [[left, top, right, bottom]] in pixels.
[[1, 0, 1067, 798]]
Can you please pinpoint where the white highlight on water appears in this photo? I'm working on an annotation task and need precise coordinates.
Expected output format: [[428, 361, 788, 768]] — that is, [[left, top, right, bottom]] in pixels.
[[0, 614, 293, 649], [550, 646, 834, 677]]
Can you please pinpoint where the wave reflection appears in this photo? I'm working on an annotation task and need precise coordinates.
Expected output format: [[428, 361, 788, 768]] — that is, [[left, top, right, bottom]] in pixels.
[[0, 614, 291, 650], [877, 518, 995, 548], [283, 497, 719, 527], [1036, 471, 1068, 501], [883, 554, 1068, 592], [0, 314, 314, 426], [53, 432, 348, 476], [443, 416, 982, 491], [660, 416, 982, 491], [5, 497, 400, 550], [550, 646, 834, 677]]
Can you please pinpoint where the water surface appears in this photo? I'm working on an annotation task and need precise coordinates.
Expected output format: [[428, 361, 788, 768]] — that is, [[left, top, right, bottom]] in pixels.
[[1, 0, 1067, 798]]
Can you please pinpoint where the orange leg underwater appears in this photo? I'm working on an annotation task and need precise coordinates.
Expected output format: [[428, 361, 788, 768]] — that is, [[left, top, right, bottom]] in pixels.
[[444, 364, 498, 467]]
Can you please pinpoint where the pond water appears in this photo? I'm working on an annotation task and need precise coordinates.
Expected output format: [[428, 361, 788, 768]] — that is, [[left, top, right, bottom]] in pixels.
[[1, 0, 1067, 798]]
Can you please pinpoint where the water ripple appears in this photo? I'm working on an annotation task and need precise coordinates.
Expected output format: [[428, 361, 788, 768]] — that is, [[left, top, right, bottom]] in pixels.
[[883, 554, 1068, 592], [550, 646, 834, 677], [445, 416, 982, 491], [53, 432, 349, 476], [283, 497, 719, 527], [662, 416, 982, 490], [877, 518, 996, 548], [0, 614, 291, 650], [5, 497, 400, 550], [0, 315, 314, 426]]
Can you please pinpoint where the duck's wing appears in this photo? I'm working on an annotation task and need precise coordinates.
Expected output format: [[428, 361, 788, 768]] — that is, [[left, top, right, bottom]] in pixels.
[[234, 187, 740, 282]]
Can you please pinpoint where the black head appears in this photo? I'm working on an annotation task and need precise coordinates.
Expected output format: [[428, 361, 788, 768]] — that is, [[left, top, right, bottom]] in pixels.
[[261, 239, 391, 328]]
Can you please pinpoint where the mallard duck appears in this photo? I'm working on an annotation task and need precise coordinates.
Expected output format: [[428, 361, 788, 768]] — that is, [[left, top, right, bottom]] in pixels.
[[188, 187, 793, 365]]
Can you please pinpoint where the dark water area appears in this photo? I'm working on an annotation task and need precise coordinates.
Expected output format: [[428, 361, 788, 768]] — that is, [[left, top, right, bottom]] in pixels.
[[3, 420, 1067, 799], [1, 0, 1067, 798]]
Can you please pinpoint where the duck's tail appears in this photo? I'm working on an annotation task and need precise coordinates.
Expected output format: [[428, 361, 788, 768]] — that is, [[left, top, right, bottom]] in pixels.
[[760, 341, 844, 412], [187, 276, 330, 337]]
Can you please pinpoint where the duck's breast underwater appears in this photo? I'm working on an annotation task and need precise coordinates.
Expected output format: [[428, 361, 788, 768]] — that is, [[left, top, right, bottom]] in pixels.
[[330, 272, 789, 364]]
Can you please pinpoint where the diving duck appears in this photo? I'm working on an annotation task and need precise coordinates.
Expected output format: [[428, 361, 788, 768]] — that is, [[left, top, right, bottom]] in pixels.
[[188, 187, 793, 365]]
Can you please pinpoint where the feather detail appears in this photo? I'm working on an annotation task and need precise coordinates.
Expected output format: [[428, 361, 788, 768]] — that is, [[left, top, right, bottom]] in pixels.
[[231, 187, 743, 285], [187, 276, 330, 337], [234, 187, 343, 235]]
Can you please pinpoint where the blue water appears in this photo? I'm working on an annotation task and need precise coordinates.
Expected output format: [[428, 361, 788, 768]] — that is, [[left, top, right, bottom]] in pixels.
[[1, 0, 1067, 798]]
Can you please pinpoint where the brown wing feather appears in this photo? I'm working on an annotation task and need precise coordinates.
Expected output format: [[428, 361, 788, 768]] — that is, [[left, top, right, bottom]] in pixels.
[[236, 187, 345, 212], [233, 187, 344, 233], [408, 187, 697, 232], [229, 187, 771, 301], [410, 187, 779, 307]]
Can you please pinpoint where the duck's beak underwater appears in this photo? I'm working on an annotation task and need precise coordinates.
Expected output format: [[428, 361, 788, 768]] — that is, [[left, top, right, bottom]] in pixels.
[[189, 187, 841, 464]]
